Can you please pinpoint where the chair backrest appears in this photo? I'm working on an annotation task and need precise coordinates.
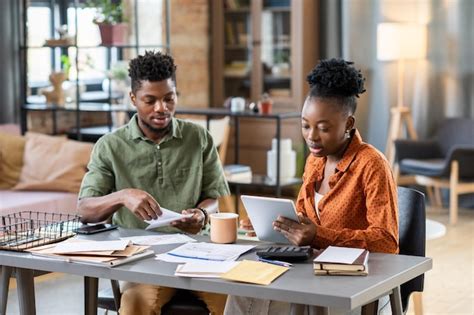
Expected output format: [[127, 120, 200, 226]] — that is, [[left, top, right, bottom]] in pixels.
[[185, 116, 230, 164], [397, 186, 426, 312], [436, 118, 474, 157]]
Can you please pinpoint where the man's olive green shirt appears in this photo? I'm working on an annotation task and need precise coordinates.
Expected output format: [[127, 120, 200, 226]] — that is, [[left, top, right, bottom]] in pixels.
[[79, 114, 230, 232]]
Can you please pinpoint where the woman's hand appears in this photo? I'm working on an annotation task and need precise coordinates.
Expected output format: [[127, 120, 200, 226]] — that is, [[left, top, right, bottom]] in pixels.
[[170, 208, 205, 234], [273, 214, 316, 246], [239, 218, 256, 237]]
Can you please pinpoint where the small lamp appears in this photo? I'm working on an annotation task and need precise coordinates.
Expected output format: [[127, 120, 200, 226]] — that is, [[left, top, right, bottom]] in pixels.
[[377, 22, 427, 169]]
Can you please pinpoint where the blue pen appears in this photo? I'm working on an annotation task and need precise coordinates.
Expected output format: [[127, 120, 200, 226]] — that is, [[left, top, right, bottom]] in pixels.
[[258, 257, 293, 267]]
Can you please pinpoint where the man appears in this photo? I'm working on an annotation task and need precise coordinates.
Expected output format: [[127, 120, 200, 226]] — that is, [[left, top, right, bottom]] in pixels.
[[78, 51, 230, 315]]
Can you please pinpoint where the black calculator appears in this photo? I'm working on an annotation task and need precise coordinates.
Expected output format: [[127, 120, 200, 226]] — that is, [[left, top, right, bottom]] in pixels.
[[256, 246, 313, 262]]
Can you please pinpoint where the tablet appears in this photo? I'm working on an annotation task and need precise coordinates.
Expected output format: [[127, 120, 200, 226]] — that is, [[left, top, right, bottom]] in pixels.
[[240, 195, 300, 244]]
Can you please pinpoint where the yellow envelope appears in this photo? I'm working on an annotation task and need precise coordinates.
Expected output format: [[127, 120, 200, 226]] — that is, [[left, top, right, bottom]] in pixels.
[[221, 260, 289, 285]]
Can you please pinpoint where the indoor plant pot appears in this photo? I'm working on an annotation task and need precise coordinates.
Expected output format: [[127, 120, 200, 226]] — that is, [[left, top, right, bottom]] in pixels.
[[98, 23, 127, 45]]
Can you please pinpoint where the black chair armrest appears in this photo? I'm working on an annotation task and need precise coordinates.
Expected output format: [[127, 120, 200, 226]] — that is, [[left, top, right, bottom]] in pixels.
[[394, 140, 442, 163], [447, 146, 474, 179]]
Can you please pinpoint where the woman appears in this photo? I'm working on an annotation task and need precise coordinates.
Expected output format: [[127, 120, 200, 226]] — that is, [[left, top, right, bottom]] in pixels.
[[225, 59, 398, 315]]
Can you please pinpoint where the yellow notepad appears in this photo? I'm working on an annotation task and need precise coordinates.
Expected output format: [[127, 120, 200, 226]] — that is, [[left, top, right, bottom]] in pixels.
[[221, 260, 289, 285]]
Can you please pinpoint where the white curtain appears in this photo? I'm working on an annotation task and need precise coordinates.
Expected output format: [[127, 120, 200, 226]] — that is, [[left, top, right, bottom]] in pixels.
[[342, 0, 474, 150]]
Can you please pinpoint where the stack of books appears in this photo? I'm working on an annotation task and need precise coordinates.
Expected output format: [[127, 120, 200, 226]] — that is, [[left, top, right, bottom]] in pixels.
[[313, 246, 369, 276], [224, 164, 252, 183]]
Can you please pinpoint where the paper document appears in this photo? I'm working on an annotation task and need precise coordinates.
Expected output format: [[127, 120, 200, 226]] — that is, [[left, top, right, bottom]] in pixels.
[[145, 207, 193, 230], [52, 240, 130, 254], [165, 242, 255, 262], [121, 234, 196, 246], [156, 253, 207, 263], [221, 260, 289, 285], [29, 242, 153, 268], [313, 246, 365, 265], [175, 261, 238, 278]]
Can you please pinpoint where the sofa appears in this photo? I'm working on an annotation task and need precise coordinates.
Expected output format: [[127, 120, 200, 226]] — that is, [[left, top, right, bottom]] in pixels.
[[0, 124, 92, 217]]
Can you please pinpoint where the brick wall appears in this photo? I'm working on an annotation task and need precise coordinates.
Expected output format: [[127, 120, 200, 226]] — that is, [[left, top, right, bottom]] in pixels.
[[170, 0, 209, 108]]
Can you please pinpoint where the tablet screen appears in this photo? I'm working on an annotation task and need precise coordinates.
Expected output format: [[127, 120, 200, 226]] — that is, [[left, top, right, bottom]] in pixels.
[[241, 195, 299, 244]]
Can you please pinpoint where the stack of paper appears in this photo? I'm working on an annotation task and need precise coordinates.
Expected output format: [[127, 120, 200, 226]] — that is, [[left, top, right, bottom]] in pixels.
[[155, 242, 255, 263], [313, 246, 369, 276], [28, 239, 154, 267], [175, 261, 239, 278]]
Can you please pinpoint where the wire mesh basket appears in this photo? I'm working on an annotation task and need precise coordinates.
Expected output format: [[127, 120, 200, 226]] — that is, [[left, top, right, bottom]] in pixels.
[[0, 211, 81, 252]]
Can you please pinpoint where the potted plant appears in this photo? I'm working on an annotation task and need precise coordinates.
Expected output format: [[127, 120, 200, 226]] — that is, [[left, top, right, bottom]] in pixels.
[[85, 0, 127, 45]]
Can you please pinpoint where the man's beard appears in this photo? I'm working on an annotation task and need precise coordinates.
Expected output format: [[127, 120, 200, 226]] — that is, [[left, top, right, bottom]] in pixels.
[[141, 116, 172, 136]]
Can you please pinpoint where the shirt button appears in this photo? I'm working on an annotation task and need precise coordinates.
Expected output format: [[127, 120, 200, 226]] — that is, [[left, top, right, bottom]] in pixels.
[[156, 145, 160, 149], [158, 162, 162, 166]]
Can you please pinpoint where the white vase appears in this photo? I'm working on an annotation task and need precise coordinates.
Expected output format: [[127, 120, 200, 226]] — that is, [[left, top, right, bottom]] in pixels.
[[267, 138, 296, 182]]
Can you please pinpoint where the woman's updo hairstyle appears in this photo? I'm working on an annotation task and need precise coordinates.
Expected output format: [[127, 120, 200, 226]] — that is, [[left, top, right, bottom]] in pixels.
[[306, 58, 366, 115]]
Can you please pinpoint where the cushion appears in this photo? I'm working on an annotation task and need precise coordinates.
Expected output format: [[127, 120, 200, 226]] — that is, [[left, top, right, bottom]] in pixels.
[[399, 158, 447, 177], [0, 132, 26, 189], [0, 190, 78, 216], [13, 132, 93, 193]]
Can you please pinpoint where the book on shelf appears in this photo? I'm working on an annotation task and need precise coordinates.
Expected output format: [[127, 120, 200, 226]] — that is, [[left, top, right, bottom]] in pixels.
[[225, 21, 236, 45], [224, 61, 249, 77], [269, 88, 291, 98], [313, 246, 369, 276], [225, 0, 239, 9], [224, 164, 252, 183]]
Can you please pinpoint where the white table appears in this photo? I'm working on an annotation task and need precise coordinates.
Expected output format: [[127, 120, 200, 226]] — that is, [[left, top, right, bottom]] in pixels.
[[0, 228, 432, 315], [426, 219, 447, 240]]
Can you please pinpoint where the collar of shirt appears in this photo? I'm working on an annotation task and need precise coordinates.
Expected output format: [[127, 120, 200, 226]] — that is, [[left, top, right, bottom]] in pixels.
[[307, 129, 364, 183], [126, 114, 183, 142]]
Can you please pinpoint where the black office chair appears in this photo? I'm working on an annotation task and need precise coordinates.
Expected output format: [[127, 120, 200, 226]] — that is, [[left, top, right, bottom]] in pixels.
[[97, 281, 209, 315], [397, 186, 426, 313]]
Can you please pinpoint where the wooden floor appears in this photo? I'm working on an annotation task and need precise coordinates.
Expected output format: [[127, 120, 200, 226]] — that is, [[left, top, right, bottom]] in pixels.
[[406, 207, 474, 314]]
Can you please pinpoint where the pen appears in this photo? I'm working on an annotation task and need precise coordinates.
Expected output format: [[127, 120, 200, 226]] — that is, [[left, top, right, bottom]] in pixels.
[[258, 257, 293, 267]]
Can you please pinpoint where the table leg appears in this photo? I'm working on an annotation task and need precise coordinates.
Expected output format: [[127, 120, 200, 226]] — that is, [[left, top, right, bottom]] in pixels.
[[389, 286, 403, 315], [16, 268, 35, 315], [0, 266, 13, 315], [84, 277, 98, 315]]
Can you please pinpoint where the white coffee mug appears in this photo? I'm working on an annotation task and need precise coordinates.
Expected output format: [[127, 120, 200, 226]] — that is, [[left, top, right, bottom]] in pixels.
[[210, 213, 239, 244], [230, 97, 246, 112]]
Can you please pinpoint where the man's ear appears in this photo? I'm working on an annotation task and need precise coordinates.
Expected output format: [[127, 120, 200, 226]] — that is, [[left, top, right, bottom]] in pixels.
[[129, 92, 136, 107]]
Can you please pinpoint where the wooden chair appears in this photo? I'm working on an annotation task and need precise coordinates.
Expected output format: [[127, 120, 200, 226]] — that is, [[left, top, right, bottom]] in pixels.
[[185, 116, 234, 213]]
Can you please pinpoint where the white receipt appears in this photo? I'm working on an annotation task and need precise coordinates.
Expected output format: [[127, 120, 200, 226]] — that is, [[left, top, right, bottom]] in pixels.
[[145, 207, 193, 230]]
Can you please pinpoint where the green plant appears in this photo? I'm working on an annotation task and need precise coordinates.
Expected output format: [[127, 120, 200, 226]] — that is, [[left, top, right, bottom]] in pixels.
[[85, 0, 124, 24], [109, 61, 129, 81], [60, 55, 71, 78], [274, 50, 290, 64]]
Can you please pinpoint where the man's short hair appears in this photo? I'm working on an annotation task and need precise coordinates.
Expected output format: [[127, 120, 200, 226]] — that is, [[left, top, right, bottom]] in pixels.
[[128, 50, 177, 93]]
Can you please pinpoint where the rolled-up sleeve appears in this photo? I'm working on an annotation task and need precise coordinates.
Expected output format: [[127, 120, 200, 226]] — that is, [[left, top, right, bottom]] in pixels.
[[78, 138, 115, 199]]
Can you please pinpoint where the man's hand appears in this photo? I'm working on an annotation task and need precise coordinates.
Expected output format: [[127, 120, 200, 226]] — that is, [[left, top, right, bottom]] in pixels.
[[170, 208, 205, 234], [273, 214, 316, 246], [121, 188, 162, 221]]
